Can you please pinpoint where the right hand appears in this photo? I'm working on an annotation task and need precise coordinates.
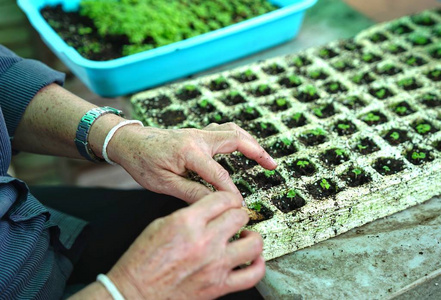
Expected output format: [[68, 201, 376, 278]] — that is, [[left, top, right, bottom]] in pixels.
[[107, 191, 265, 299]]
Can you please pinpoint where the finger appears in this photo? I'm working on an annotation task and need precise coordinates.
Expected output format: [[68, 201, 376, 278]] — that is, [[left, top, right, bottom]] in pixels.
[[203, 126, 277, 170], [163, 173, 212, 203], [186, 152, 242, 197], [189, 191, 243, 224], [225, 255, 266, 293], [226, 231, 263, 268], [206, 208, 249, 240]]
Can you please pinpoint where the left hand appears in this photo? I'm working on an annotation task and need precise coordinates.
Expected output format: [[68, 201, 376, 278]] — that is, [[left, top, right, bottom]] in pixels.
[[107, 122, 277, 203]]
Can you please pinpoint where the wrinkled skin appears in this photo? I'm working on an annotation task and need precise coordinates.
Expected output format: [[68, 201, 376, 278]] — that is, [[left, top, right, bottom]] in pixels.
[[108, 192, 265, 300], [109, 122, 277, 203]]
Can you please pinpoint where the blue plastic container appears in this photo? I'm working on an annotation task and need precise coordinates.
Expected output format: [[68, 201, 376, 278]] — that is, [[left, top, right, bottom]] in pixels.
[[18, 0, 317, 97]]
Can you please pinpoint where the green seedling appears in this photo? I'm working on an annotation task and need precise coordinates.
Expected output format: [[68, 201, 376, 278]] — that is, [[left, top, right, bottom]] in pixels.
[[260, 123, 268, 130], [78, 26, 93, 35], [410, 35, 429, 45], [405, 57, 417, 65], [397, 78, 415, 88], [264, 170, 276, 178], [395, 106, 408, 114], [313, 107, 324, 117], [199, 99, 209, 108], [249, 202, 262, 212], [319, 49, 330, 57], [338, 123, 350, 130], [387, 44, 399, 52], [309, 70, 322, 79], [280, 137, 292, 146], [333, 61, 346, 69], [375, 89, 387, 99], [334, 149, 345, 157], [379, 64, 395, 72], [291, 113, 302, 122], [357, 144, 368, 151], [245, 106, 255, 114], [383, 165, 391, 173], [412, 151, 426, 160], [258, 84, 269, 93], [364, 113, 381, 122], [229, 91, 239, 97], [362, 53, 374, 62], [184, 84, 197, 91], [329, 83, 340, 92], [309, 128, 326, 136], [269, 63, 279, 70], [422, 94, 436, 101], [429, 70, 441, 78], [214, 114, 222, 122], [288, 75, 302, 85], [286, 189, 297, 199], [416, 123, 431, 134], [292, 56, 306, 67], [214, 77, 226, 84], [244, 69, 254, 77], [352, 168, 362, 177], [304, 85, 317, 96], [276, 98, 287, 107], [352, 74, 363, 84], [320, 179, 331, 190], [296, 160, 310, 168], [390, 131, 400, 140], [370, 33, 383, 42]]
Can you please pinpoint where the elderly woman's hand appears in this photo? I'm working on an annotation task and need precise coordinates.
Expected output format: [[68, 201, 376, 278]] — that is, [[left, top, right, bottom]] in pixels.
[[107, 122, 277, 203]]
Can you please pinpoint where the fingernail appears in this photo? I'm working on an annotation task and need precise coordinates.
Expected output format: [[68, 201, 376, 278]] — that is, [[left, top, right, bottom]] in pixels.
[[269, 156, 277, 166]]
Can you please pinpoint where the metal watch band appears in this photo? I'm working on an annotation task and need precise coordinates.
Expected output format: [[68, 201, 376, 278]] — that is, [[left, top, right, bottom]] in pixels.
[[74, 106, 124, 162]]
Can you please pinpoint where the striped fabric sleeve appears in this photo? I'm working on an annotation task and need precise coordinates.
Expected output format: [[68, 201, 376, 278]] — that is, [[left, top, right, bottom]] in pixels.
[[0, 45, 65, 138]]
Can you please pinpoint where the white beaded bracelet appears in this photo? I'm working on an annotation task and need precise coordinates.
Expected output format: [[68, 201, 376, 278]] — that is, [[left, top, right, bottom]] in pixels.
[[102, 120, 144, 165], [96, 273, 125, 300]]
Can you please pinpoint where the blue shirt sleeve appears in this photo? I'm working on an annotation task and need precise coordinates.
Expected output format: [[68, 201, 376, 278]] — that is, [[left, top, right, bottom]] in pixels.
[[0, 45, 65, 138]]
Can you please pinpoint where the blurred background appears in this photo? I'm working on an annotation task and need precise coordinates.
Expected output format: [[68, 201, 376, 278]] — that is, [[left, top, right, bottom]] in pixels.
[[2, 0, 440, 189]]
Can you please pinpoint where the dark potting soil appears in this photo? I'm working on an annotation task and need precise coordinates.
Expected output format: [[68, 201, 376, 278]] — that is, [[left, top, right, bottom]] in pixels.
[[207, 112, 231, 124], [352, 72, 376, 85], [235, 107, 261, 122], [397, 78, 421, 91], [420, 93, 441, 107], [228, 153, 258, 171], [341, 168, 371, 187], [324, 81, 347, 94], [391, 101, 414, 117], [372, 158, 405, 176], [157, 110, 186, 126], [318, 47, 339, 59], [286, 159, 316, 177], [307, 70, 328, 80], [403, 55, 427, 67], [427, 69, 441, 82], [283, 113, 307, 128], [388, 23, 413, 35], [217, 157, 235, 175], [333, 120, 357, 136], [307, 178, 339, 199], [298, 131, 327, 146], [236, 180, 255, 198], [369, 32, 388, 43], [354, 138, 380, 155], [139, 95, 171, 110], [271, 193, 306, 213], [244, 122, 279, 138], [268, 98, 290, 112], [252, 171, 285, 190], [264, 140, 297, 159], [234, 71, 258, 83], [339, 39, 362, 52], [361, 111, 388, 126], [290, 55, 311, 68], [278, 76, 303, 88], [263, 64, 285, 75], [41, 5, 126, 61], [251, 85, 273, 97], [222, 92, 246, 106], [369, 87, 394, 100], [383, 129, 410, 146], [208, 79, 230, 91], [385, 44, 407, 54], [247, 204, 273, 225], [295, 90, 320, 103], [311, 103, 335, 119], [375, 64, 402, 76], [405, 148, 434, 165], [340, 95, 365, 110], [176, 88, 202, 101], [191, 101, 216, 115], [412, 120, 438, 136], [321, 148, 349, 166]]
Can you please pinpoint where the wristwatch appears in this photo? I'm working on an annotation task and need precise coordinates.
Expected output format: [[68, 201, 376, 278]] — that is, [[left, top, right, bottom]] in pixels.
[[74, 106, 124, 162]]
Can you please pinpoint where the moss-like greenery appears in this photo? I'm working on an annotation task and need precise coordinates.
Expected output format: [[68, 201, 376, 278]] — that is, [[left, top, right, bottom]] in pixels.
[[79, 0, 277, 56]]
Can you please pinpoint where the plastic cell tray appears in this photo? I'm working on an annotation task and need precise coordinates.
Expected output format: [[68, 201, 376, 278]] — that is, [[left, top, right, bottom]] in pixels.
[[17, 0, 317, 97]]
